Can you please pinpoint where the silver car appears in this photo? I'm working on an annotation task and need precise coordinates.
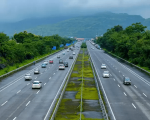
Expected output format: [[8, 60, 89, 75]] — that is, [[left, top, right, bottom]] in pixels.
[[101, 64, 106, 69], [103, 71, 109, 78], [59, 64, 65, 70], [25, 74, 32, 80], [123, 77, 131, 85], [34, 69, 40, 74], [32, 81, 42, 89]]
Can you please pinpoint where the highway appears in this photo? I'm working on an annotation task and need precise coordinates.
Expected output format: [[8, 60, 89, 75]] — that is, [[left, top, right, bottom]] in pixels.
[[0, 42, 81, 120], [87, 41, 150, 120]]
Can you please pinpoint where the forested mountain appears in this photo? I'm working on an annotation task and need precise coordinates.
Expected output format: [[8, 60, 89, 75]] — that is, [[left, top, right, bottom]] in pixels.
[[26, 12, 150, 37]]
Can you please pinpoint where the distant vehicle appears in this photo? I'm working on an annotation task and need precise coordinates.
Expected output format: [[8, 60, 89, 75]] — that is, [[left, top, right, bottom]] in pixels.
[[64, 61, 68, 67], [72, 52, 75, 55], [44, 60, 48, 65], [49, 59, 53, 64], [101, 64, 106, 69], [59, 64, 65, 70], [123, 77, 131, 85], [59, 59, 63, 64], [103, 71, 109, 78], [63, 52, 65, 55], [32, 81, 42, 89], [34, 69, 40, 74], [25, 74, 32, 80], [69, 56, 73, 59], [57, 55, 60, 58], [41, 63, 46, 68], [67, 49, 69, 52], [64, 46, 68, 49]]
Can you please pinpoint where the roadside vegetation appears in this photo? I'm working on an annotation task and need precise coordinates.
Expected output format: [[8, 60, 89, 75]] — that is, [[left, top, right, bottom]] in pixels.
[[96, 22, 150, 72], [54, 48, 104, 120], [0, 31, 74, 75]]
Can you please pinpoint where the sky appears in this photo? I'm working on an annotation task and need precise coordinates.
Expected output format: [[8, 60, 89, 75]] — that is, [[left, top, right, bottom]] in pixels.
[[0, 0, 150, 22]]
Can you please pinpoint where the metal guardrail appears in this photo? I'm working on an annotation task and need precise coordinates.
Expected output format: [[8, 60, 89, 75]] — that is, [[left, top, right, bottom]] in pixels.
[[50, 48, 80, 120], [0, 48, 67, 79], [87, 50, 109, 120], [105, 51, 150, 74]]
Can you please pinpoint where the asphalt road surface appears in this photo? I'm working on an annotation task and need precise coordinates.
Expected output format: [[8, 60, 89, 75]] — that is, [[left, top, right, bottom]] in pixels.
[[87, 41, 150, 120], [0, 42, 81, 120]]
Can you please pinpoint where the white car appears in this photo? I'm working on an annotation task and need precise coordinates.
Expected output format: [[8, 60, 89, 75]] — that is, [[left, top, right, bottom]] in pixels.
[[44, 60, 48, 65], [25, 74, 32, 80], [67, 49, 69, 52], [72, 52, 76, 55], [57, 55, 60, 58], [32, 81, 42, 89], [103, 71, 110, 78], [34, 69, 40, 74], [101, 64, 106, 69], [59, 64, 65, 70]]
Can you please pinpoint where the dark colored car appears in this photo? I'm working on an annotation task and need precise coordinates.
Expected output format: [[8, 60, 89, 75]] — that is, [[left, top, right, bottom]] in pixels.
[[64, 62, 68, 67], [59, 59, 63, 64], [69, 56, 73, 59], [123, 77, 131, 85]]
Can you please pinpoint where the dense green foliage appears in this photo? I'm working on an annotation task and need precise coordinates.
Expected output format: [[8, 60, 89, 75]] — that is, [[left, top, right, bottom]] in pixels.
[[96, 23, 150, 68], [0, 31, 73, 70], [26, 12, 150, 37], [81, 42, 87, 48]]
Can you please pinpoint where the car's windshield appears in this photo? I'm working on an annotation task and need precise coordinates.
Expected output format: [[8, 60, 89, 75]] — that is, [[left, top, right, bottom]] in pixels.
[[33, 82, 39, 84], [104, 71, 109, 74], [125, 78, 130, 81]]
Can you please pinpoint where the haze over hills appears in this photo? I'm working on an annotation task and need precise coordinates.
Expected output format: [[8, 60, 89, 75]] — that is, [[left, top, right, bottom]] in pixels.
[[0, 12, 150, 37]]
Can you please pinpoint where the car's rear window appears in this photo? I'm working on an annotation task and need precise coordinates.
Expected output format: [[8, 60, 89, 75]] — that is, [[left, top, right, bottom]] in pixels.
[[33, 82, 39, 84]]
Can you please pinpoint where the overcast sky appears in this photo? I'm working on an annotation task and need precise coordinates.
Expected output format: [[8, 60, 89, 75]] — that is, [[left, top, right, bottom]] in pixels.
[[0, 0, 150, 22]]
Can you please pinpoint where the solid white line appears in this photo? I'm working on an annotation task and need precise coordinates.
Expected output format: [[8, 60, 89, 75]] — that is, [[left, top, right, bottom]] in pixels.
[[143, 93, 147, 97], [49, 77, 51, 79], [27, 83, 30, 85], [13, 117, 17, 120], [132, 103, 136, 109], [118, 84, 120, 87], [90, 51, 116, 120], [44, 83, 46, 86], [36, 90, 40, 94], [26, 101, 30, 106], [1, 101, 7, 106], [134, 85, 137, 88], [17, 90, 21, 94], [124, 92, 127, 96]]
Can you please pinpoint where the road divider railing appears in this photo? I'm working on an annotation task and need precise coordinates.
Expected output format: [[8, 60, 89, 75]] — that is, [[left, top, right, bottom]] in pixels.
[[104, 50, 150, 75], [87, 50, 109, 120], [45, 48, 80, 120]]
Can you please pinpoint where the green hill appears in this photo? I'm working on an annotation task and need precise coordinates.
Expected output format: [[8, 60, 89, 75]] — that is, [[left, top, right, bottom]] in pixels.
[[26, 12, 150, 38]]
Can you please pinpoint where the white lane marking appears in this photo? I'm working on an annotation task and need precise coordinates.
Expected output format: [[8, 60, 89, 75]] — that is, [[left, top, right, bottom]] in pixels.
[[124, 92, 127, 96], [123, 75, 124, 76], [118, 84, 120, 87], [35, 77, 37, 79], [41, 73, 43, 74], [17, 90, 21, 94], [119, 71, 120, 72], [26, 101, 30, 106], [57, 70, 58, 71], [134, 85, 137, 88], [27, 83, 30, 85], [44, 48, 80, 120], [132, 103, 136, 109], [13, 117, 17, 120], [36, 90, 40, 94], [49, 77, 51, 79], [44, 83, 46, 86], [113, 79, 115, 81], [110, 74, 112, 76], [1, 101, 8, 106], [49, 67, 50, 68], [143, 93, 147, 97], [53, 73, 55, 75]]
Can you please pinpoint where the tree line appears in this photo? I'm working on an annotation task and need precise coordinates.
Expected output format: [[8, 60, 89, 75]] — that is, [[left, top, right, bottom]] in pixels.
[[0, 31, 73, 69], [96, 22, 150, 69]]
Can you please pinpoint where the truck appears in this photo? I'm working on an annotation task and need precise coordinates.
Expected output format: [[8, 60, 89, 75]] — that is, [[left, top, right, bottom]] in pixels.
[[64, 46, 68, 49]]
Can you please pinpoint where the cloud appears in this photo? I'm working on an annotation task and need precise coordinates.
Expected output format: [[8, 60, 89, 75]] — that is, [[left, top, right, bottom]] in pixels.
[[0, 0, 150, 22]]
